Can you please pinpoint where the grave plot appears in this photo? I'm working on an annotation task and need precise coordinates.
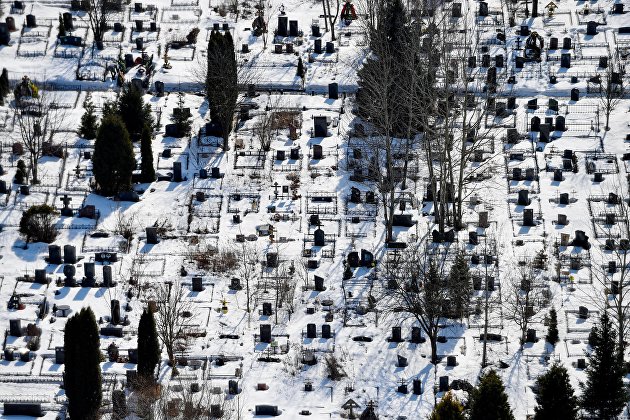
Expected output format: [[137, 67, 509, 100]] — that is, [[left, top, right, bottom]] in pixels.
[[102, 20, 128, 44], [524, 101, 570, 144], [77, 58, 108, 81], [160, 7, 201, 24], [0, 108, 12, 131], [543, 147, 577, 173], [271, 146, 302, 172], [303, 225, 337, 259], [584, 151, 618, 174], [12, 189, 50, 213], [53, 27, 88, 59], [340, 248, 376, 286], [300, 322, 335, 355], [129, 18, 161, 44], [82, 230, 127, 254], [555, 240, 592, 283], [305, 191, 337, 215], [64, 161, 93, 192], [127, 3, 158, 26], [508, 190, 545, 236], [587, 192, 628, 238], [564, 306, 598, 334], [190, 192, 222, 234], [130, 255, 166, 278], [233, 149, 267, 171], [253, 323, 290, 354], [308, 143, 339, 176], [227, 192, 260, 216], [156, 149, 188, 182], [505, 147, 540, 193], [16, 17, 53, 58]]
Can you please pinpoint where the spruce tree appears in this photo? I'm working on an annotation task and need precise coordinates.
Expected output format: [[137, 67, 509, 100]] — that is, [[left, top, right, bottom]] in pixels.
[[64, 307, 102, 420], [140, 123, 155, 183], [79, 95, 99, 140], [429, 391, 465, 420], [137, 309, 160, 380], [468, 370, 515, 420], [93, 114, 136, 196], [117, 83, 153, 140], [173, 92, 191, 138], [546, 308, 559, 345], [206, 30, 238, 150], [534, 363, 578, 420], [446, 252, 472, 318], [0, 68, 9, 105], [580, 311, 629, 419]]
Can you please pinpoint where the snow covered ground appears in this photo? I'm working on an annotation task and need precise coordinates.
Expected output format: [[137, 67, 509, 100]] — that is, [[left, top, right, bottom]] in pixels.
[[0, 0, 629, 418]]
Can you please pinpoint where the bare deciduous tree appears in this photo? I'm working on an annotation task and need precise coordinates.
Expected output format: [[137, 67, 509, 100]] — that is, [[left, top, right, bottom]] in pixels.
[[152, 281, 196, 376], [85, 0, 119, 49], [13, 86, 67, 184]]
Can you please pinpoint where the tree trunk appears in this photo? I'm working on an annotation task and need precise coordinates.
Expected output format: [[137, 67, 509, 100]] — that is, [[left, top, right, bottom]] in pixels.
[[430, 337, 438, 364]]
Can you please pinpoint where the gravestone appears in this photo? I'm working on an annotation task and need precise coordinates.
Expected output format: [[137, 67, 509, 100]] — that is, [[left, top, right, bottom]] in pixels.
[[83, 262, 95, 287], [261, 302, 272, 316], [614, 3, 624, 13], [539, 124, 550, 142], [482, 54, 490, 67], [360, 249, 374, 266], [266, 252, 279, 268], [531, 116, 540, 131], [35, 269, 47, 284], [192, 277, 203, 292], [468, 56, 476, 68], [563, 37, 572, 50], [560, 233, 570, 246], [612, 281, 620, 294], [63, 264, 76, 287], [103, 265, 113, 287], [26, 14, 36, 27], [321, 324, 331, 339], [573, 230, 590, 249], [516, 56, 525, 68], [549, 37, 558, 49], [487, 66, 496, 84], [523, 208, 534, 226], [230, 277, 242, 290], [479, 1, 488, 16], [452, 2, 462, 17], [311, 24, 320, 37], [114, 22, 123, 32], [561, 53, 571, 68], [276, 150, 285, 160], [173, 161, 182, 182], [325, 41, 334, 53], [606, 213, 616, 225], [55, 347, 64, 364], [469, 231, 479, 245], [391, 326, 403, 342], [526, 329, 536, 342], [507, 128, 518, 143], [314, 228, 325, 246], [439, 376, 449, 392], [347, 251, 360, 267], [150, 21, 156, 31], [62, 12, 73, 30], [411, 326, 423, 343], [608, 261, 617, 273], [154, 81, 164, 96], [586, 21, 597, 36], [64, 245, 77, 264], [314, 275, 326, 291], [525, 168, 535, 181], [559, 192, 569, 205], [350, 187, 361, 203], [5, 17, 16, 32], [228, 380, 239, 395], [578, 306, 588, 319], [20, 185, 29, 195], [594, 172, 603, 182], [599, 56, 608, 68], [277, 16, 288, 37], [9, 319, 21, 336], [146, 227, 159, 244], [397, 355, 408, 367], [125, 54, 134, 68], [289, 20, 298, 37], [260, 324, 272, 343], [111, 299, 121, 324], [518, 189, 530, 205], [290, 148, 300, 160], [495, 54, 504, 67], [513, 167, 522, 180], [556, 116, 566, 131], [328, 83, 338, 99], [306, 323, 316, 338], [521, 25, 530, 36], [554, 169, 563, 182], [479, 211, 489, 228], [313, 117, 327, 137], [413, 379, 422, 394], [571, 88, 579, 101], [48, 245, 62, 264], [314, 38, 322, 53], [548, 98, 558, 112], [447, 356, 457, 366]]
